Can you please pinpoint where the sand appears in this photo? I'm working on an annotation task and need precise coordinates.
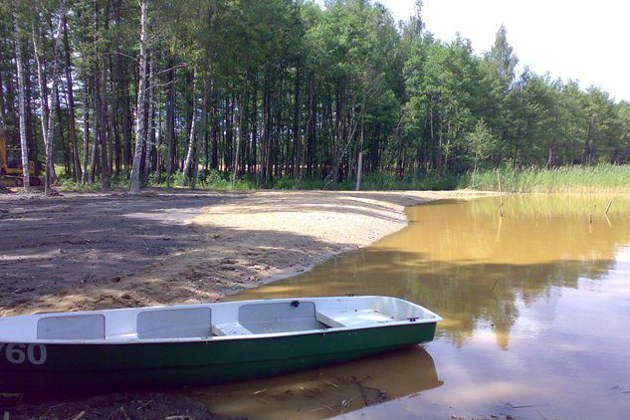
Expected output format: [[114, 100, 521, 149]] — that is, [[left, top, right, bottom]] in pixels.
[[0, 189, 488, 316]]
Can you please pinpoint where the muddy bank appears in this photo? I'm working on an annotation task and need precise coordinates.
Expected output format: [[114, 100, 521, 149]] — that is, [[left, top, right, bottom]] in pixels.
[[2, 392, 214, 420], [0, 189, 488, 316]]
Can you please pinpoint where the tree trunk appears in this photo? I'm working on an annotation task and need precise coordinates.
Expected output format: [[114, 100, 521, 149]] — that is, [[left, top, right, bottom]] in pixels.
[[129, 0, 148, 195], [232, 72, 248, 187], [306, 74, 315, 177], [292, 65, 302, 178], [182, 66, 198, 186], [33, 0, 66, 194], [259, 75, 271, 185], [93, 0, 110, 189], [63, 14, 81, 182], [156, 80, 163, 184], [11, 0, 30, 192], [81, 80, 90, 185], [110, 53, 122, 177], [355, 89, 366, 191], [199, 76, 209, 177], [122, 65, 133, 171], [250, 83, 258, 174], [211, 83, 219, 170], [165, 57, 175, 187], [0, 67, 6, 127], [56, 85, 71, 177], [89, 75, 99, 184], [143, 53, 155, 180], [32, 28, 50, 182]]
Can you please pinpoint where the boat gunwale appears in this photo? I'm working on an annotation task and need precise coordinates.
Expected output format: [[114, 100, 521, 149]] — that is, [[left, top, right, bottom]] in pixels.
[[0, 296, 442, 345]]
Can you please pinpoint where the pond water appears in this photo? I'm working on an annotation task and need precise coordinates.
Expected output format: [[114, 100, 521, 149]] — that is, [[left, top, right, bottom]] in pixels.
[[193, 196, 630, 420]]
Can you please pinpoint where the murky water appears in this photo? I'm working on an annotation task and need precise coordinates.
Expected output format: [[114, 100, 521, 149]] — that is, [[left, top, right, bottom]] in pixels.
[[195, 196, 630, 420]]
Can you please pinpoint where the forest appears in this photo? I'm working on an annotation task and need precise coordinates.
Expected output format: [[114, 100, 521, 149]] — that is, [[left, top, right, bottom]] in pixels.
[[2, 0, 630, 193]]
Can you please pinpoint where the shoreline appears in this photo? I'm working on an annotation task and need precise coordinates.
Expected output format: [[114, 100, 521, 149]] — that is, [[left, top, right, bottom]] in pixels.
[[190, 190, 497, 299], [0, 190, 494, 317]]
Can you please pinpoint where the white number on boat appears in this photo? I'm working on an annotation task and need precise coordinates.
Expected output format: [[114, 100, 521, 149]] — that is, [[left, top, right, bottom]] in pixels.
[[0, 344, 47, 365], [6, 344, 26, 364], [27, 344, 47, 365]]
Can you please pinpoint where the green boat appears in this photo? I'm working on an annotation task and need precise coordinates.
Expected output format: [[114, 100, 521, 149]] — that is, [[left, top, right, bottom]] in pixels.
[[0, 296, 441, 392]]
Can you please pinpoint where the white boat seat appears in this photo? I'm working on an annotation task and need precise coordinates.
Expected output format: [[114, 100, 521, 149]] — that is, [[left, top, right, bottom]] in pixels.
[[316, 309, 395, 329], [213, 322, 252, 336], [137, 308, 212, 339], [239, 301, 327, 333], [37, 314, 106, 340]]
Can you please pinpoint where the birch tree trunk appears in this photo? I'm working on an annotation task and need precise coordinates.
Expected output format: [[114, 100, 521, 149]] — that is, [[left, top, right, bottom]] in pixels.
[[182, 66, 198, 186], [32, 39, 54, 191], [40, 0, 67, 195], [32, 28, 50, 187], [11, 0, 30, 192], [129, 0, 148, 195]]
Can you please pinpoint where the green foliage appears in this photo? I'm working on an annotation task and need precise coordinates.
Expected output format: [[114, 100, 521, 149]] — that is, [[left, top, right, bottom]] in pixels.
[[57, 175, 130, 191], [466, 120, 498, 168], [56, 162, 630, 194], [5, 0, 630, 194]]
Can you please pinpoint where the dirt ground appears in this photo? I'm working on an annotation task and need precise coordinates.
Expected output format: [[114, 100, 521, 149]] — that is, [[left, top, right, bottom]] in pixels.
[[0, 188, 490, 419], [1, 189, 235, 316]]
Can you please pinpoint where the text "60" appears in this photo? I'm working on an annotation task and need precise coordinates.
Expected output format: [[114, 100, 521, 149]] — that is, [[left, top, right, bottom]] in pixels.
[[0, 343, 47, 365]]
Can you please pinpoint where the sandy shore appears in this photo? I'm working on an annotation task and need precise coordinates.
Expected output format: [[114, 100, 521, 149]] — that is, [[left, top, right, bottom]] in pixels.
[[0, 189, 490, 317], [1, 188, 496, 418]]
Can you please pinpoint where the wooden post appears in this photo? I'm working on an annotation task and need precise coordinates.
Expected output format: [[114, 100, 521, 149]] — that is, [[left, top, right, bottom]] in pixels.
[[355, 150, 363, 191], [497, 169, 504, 218], [496, 169, 503, 197], [605, 200, 613, 215]]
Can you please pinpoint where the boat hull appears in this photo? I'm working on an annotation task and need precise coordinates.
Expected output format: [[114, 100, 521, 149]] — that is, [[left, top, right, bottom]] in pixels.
[[0, 322, 437, 392]]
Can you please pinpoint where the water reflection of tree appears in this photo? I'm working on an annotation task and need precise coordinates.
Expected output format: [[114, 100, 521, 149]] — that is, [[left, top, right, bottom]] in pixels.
[[236, 196, 630, 350], [409, 258, 614, 349]]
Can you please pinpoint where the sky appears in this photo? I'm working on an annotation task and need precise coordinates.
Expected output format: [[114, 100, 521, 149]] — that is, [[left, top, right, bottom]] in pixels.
[[316, 0, 630, 102]]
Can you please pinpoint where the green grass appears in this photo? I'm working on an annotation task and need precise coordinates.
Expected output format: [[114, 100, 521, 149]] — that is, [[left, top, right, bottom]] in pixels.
[[52, 169, 458, 192], [51, 164, 630, 193], [459, 164, 630, 193]]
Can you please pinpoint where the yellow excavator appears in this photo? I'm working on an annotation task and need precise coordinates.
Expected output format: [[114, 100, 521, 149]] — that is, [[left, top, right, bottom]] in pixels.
[[0, 128, 41, 187]]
